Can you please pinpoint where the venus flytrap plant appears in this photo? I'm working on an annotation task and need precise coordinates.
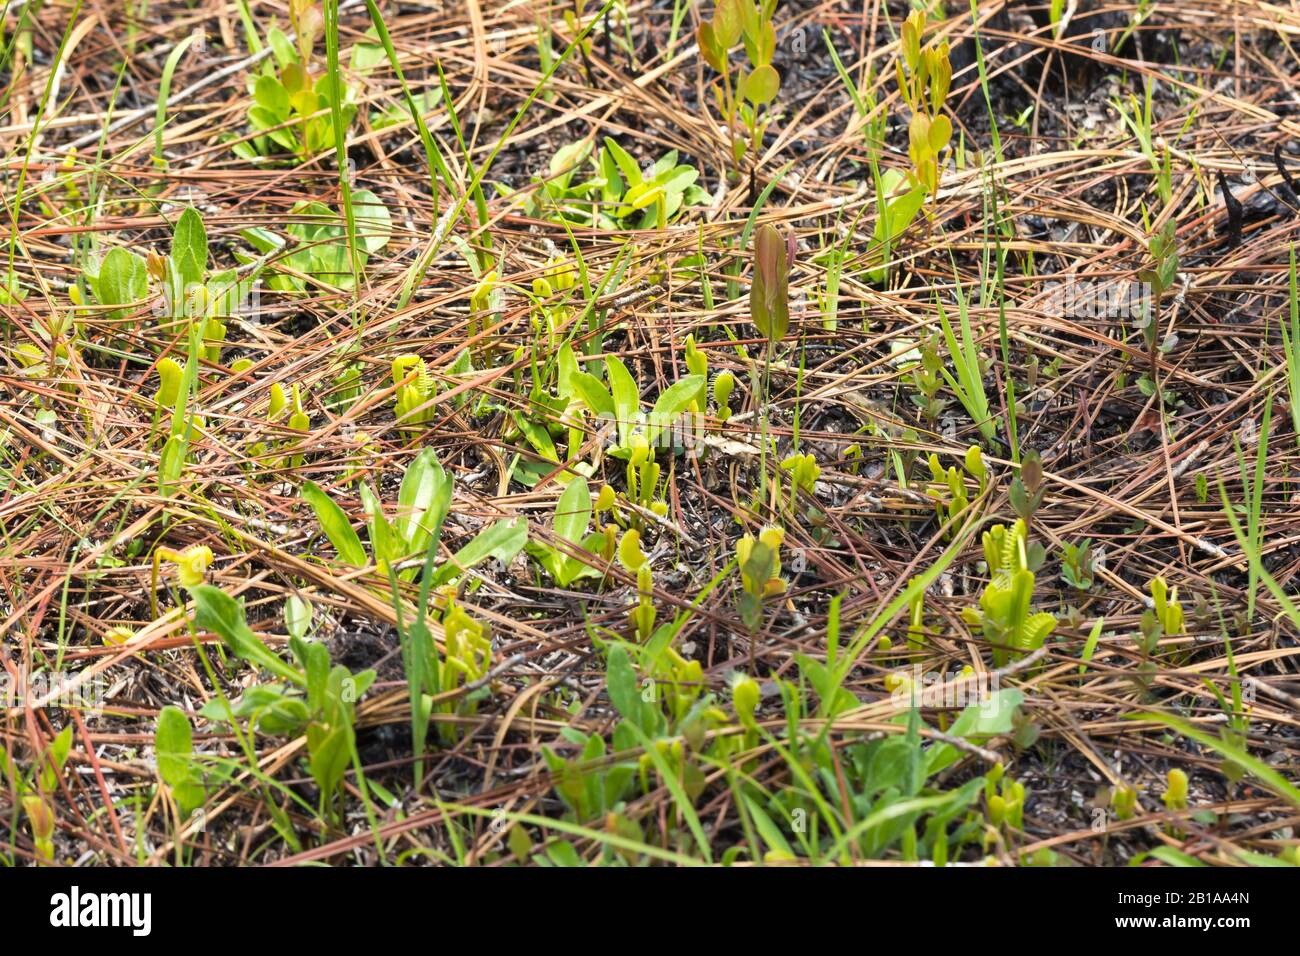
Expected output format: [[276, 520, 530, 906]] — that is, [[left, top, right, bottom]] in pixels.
[[303, 448, 526, 601], [519, 138, 709, 230], [391, 354, 436, 432], [618, 529, 656, 642], [187, 584, 376, 827], [925, 445, 985, 536], [1136, 218, 1179, 402], [962, 520, 1056, 667], [1149, 575, 1185, 641], [736, 525, 785, 669], [780, 452, 819, 514]]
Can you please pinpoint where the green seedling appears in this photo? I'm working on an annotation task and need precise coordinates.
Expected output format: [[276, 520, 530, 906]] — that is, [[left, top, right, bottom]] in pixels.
[[697, 0, 782, 172], [21, 793, 55, 864], [1281, 246, 1300, 447], [233, 0, 361, 163], [239, 190, 392, 291], [906, 581, 934, 656], [906, 332, 946, 424], [1149, 574, 1185, 640], [714, 371, 737, 424], [937, 278, 997, 444], [962, 519, 1056, 667], [925, 445, 986, 535], [897, 9, 952, 208], [519, 137, 709, 230], [1059, 538, 1097, 591], [1009, 449, 1044, 530], [1136, 219, 1179, 400], [750, 222, 791, 350]]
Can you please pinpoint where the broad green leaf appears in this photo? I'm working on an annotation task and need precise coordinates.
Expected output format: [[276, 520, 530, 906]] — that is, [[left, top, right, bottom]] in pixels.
[[352, 188, 392, 255], [603, 138, 643, 188], [302, 480, 368, 567], [396, 448, 451, 556], [740, 64, 780, 105], [553, 476, 591, 545], [171, 207, 208, 290], [571, 371, 615, 418], [431, 518, 528, 586], [605, 644, 642, 728], [189, 584, 304, 685], [95, 248, 149, 317]]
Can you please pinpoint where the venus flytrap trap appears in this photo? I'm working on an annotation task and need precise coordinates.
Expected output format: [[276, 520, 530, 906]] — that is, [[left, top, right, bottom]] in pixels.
[[713, 370, 737, 424], [391, 354, 436, 432], [1131, 575, 1186, 680], [982, 763, 1026, 842], [1161, 767, 1189, 835], [150, 544, 214, 620], [779, 451, 819, 515], [618, 529, 656, 642]]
